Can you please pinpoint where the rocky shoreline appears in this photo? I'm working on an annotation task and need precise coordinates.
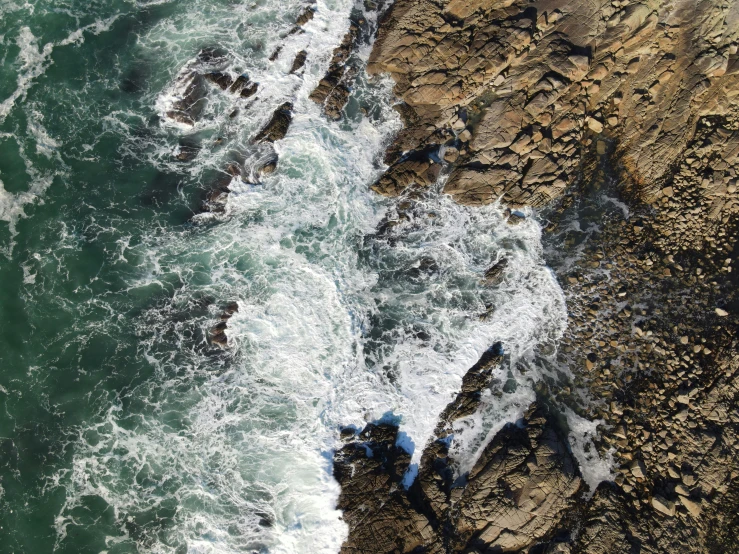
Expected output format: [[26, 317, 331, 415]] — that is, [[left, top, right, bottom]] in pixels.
[[334, 0, 739, 552], [177, 0, 738, 549]]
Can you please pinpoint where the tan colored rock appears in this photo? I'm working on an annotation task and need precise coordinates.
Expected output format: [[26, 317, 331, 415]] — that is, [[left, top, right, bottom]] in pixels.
[[587, 117, 604, 133], [679, 496, 702, 517], [452, 404, 582, 552], [630, 459, 646, 479], [652, 495, 676, 516]]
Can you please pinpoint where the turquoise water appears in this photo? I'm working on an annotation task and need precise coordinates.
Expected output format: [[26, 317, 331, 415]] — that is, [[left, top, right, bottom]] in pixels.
[[0, 1, 579, 552]]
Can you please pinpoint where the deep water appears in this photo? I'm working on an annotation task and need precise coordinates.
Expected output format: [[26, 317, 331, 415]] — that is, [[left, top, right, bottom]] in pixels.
[[0, 1, 601, 552]]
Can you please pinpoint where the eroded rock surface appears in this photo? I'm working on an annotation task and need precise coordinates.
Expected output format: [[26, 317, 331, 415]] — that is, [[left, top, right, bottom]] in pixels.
[[253, 102, 294, 143], [339, 0, 739, 552], [335, 347, 582, 553], [366, 0, 739, 209]]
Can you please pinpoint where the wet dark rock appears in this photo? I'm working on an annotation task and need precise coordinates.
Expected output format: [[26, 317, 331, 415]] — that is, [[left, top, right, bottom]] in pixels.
[[209, 302, 239, 348], [268, 46, 282, 62], [289, 50, 308, 74], [252, 102, 293, 143], [209, 321, 228, 347], [288, 6, 315, 35], [204, 184, 230, 211], [229, 75, 258, 98], [483, 257, 508, 285], [334, 423, 438, 554], [165, 72, 208, 126], [309, 22, 361, 120], [196, 46, 229, 65], [204, 71, 234, 90], [434, 344, 503, 437]]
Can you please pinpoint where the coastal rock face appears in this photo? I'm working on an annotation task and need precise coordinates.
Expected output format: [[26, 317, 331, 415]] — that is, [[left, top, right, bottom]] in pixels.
[[367, 0, 739, 209], [253, 102, 294, 143], [450, 406, 582, 552], [341, 0, 739, 552], [310, 22, 361, 120], [335, 347, 582, 553]]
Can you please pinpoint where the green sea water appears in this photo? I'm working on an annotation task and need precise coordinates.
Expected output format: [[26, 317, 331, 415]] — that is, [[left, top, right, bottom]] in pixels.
[[0, 1, 579, 552]]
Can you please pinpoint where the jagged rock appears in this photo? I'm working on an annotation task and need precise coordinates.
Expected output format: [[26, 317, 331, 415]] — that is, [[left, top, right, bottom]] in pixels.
[[289, 50, 307, 74], [483, 258, 508, 285], [310, 19, 365, 120], [204, 71, 233, 90], [209, 302, 239, 347], [336, 347, 581, 553], [450, 404, 582, 552], [253, 102, 293, 143], [229, 75, 258, 98], [370, 157, 441, 196], [334, 424, 438, 554], [365, 0, 739, 210], [288, 6, 315, 35]]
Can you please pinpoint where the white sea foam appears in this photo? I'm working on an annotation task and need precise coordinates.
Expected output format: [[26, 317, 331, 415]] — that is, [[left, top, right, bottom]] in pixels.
[[49, 0, 613, 551], [0, 174, 54, 254], [566, 409, 616, 495], [0, 16, 120, 123]]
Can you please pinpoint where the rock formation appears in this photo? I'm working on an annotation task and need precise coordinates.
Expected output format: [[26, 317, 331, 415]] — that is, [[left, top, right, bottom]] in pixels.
[[337, 0, 739, 552], [335, 346, 583, 553], [366, 0, 739, 211], [209, 301, 239, 347], [253, 102, 294, 143]]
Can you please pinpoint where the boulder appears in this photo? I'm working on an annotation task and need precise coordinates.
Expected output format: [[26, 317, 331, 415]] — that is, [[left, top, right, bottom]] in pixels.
[[253, 103, 293, 143]]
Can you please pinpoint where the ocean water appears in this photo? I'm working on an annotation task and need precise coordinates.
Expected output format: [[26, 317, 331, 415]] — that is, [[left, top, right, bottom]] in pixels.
[[0, 1, 608, 552]]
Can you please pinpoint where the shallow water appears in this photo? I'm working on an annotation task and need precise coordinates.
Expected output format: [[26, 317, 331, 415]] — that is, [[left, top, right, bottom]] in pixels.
[[0, 1, 605, 552]]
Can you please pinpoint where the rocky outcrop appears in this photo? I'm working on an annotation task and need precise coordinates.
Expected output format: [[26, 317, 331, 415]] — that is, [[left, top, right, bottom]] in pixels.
[[366, 0, 739, 209], [449, 405, 582, 552], [310, 2, 389, 120], [209, 302, 238, 347], [289, 50, 308, 74], [341, 0, 739, 551], [309, 22, 361, 120], [201, 163, 242, 214], [335, 346, 583, 553], [253, 102, 294, 143], [335, 424, 439, 554], [163, 48, 259, 127]]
